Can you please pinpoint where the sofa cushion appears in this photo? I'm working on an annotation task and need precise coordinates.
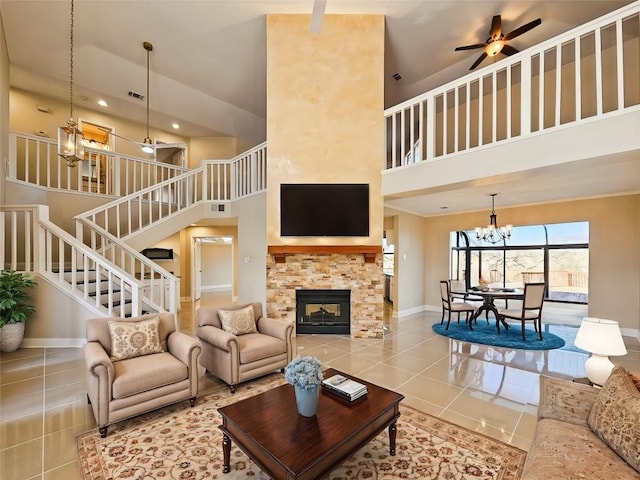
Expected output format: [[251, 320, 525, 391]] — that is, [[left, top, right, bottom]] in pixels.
[[522, 418, 639, 480], [587, 366, 640, 473], [237, 333, 286, 364], [218, 305, 258, 336], [108, 317, 163, 361], [112, 352, 187, 399], [538, 374, 597, 427]]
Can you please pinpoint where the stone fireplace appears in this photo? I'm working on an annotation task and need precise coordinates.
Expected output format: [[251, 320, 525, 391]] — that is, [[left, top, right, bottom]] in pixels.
[[266, 248, 384, 338]]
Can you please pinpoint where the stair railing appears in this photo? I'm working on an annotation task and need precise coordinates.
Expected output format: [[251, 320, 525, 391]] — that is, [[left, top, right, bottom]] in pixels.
[[1, 205, 144, 317], [76, 142, 268, 242], [73, 218, 176, 314]]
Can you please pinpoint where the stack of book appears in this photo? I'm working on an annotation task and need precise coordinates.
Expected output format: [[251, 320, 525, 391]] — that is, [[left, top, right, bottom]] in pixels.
[[321, 374, 368, 401]]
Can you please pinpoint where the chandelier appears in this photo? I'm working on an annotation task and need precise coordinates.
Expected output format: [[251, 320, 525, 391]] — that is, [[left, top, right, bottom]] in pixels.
[[474, 194, 513, 244], [57, 0, 85, 167]]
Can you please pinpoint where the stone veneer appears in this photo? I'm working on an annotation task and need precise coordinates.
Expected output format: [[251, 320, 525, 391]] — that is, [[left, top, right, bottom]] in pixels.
[[266, 253, 384, 338]]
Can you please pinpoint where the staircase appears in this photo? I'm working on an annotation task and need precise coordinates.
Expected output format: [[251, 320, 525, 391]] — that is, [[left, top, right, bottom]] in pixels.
[[4, 2, 638, 320], [3, 141, 267, 318]]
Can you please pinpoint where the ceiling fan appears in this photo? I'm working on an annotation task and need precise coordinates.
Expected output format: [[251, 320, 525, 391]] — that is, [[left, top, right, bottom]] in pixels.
[[96, 126, 156, 159], [455, 15, 542, 70]]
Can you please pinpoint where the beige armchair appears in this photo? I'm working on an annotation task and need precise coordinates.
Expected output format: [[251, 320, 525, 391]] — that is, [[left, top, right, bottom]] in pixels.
[[196, 303, 294, 393], [83, 312, 201, 437]]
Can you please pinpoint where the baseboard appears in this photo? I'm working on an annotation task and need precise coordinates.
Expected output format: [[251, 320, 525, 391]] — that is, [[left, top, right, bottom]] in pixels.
[[396, 305, 428, 318], [201, 284, 232, 292], [21, 338, 85, 348]]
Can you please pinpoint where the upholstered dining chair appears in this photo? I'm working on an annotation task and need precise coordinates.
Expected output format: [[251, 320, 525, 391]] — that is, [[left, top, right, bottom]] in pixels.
[[497, 282, 546, 341], [83, 312, 202, 437], [196, 302, 294, 393], [440, 280, 477, 330]]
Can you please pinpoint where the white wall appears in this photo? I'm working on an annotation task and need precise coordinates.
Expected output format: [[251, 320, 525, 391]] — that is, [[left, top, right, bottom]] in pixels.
[[234, 192, 267, 306], [389, 210, 426, 317], [23, 275, 101, 348], [201, 242, 232, 289]]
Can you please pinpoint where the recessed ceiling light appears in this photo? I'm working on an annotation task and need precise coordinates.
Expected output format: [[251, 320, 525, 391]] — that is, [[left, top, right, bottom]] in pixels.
[[172, 123, 180, 129], [98, 99, 108, 107]]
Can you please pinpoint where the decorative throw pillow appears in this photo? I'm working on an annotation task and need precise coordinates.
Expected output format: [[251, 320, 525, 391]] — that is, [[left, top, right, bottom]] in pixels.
[[587, 366, 640, 473], [218, 305, 257, 335], [108, 317, 164, 361]]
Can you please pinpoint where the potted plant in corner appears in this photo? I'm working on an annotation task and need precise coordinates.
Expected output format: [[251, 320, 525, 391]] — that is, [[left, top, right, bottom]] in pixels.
[[0, 269, 37, 352]]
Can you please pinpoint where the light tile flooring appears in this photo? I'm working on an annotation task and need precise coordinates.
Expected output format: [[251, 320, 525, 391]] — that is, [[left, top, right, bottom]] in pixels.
[[2, 291, 639, 479]]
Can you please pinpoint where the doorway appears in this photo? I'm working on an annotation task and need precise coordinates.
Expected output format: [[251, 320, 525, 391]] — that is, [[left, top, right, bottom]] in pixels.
[[191, 236, 234, 302]]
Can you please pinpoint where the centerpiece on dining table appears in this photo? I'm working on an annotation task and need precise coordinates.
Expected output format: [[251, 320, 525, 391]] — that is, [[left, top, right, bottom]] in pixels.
[[284, 356, 324, 417]]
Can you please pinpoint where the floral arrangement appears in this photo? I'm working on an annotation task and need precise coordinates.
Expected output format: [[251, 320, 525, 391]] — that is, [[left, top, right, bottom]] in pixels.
[[284, 356, 323, 390]]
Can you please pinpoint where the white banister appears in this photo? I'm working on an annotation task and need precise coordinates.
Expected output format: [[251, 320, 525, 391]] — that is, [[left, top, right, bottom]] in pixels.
[[1, 205, 145, 318], [383, 1, 639, 169], [8, 133, 189, 196]]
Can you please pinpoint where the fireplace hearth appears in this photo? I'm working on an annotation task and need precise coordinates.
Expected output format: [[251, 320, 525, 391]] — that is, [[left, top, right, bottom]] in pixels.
[[296, 289, 351, 334]]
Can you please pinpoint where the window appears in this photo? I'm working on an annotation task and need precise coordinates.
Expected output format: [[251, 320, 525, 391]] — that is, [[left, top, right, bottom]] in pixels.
[[450, 221, 589, 304]]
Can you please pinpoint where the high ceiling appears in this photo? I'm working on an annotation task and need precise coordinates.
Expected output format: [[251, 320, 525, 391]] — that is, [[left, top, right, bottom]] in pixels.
[[1, 0, 637, 216]]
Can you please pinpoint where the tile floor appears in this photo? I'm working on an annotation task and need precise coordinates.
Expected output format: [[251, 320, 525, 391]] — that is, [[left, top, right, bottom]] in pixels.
[[1, 291, 639, 479]]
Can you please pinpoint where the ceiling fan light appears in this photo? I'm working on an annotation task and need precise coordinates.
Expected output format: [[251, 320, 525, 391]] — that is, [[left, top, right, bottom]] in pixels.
[[485, 39, 505, 57], [141, 139, 154, 154]]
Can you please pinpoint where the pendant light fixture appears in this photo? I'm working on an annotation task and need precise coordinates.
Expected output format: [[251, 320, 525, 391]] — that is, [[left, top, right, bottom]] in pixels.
[[141, 41, 154, 154], [57, 0, 85, 167], [474, 194, 513, 244]]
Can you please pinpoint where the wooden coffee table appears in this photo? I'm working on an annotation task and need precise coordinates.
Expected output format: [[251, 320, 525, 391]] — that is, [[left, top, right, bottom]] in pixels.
[[218, 368, 404, 480]]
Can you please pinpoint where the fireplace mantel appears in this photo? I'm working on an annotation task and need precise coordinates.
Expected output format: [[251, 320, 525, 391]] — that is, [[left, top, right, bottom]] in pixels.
[[268, 245, 381, 263]]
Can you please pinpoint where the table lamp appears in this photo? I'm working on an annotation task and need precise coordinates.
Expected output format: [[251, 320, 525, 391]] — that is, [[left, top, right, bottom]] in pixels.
[[574, 317, 627, 386]]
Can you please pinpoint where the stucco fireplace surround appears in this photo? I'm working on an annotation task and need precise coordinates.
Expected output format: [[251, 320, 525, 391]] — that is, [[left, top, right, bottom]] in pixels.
[[266, 248, 384, 338]]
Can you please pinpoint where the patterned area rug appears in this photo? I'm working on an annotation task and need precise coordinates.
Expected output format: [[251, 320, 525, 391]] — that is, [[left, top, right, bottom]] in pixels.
[[77, 374, 527, 480]]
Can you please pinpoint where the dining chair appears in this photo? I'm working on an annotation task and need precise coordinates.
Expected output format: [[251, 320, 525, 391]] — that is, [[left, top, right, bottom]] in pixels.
[[440, 280, 476, 330], [496, 282, 546, 341], [449, 279, 487, 322]]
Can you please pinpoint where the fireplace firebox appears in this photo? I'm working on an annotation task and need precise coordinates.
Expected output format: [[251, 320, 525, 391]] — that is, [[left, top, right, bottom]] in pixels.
[[296, 289, 351, 334]]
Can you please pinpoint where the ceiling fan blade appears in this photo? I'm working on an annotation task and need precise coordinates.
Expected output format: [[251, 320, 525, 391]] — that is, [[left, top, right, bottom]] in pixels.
[[310, 0, 327, 33], [455, 43, 486, 51], [490, 15, 502, 38], [470, 52, 488, 70], [501, 44, 519, 56], [504, 18, 542, 41]]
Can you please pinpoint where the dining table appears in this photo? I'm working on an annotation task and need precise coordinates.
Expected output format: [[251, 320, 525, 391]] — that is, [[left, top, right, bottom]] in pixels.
[[456, 288, 524, 333]]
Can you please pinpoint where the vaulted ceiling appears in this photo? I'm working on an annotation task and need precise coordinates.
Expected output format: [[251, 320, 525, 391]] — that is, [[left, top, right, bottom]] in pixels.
[[1, 0, 637, 215]]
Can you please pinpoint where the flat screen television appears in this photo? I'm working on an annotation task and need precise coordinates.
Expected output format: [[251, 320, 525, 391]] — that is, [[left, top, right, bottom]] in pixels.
[[280, 183, 369, 237]]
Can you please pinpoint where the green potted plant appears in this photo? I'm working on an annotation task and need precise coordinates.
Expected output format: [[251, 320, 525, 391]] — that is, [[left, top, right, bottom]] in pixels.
[[0, 269, 37, 352]]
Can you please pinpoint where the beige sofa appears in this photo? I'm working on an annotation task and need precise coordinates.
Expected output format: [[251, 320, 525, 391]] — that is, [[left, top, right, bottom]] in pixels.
[[196, 303, 294, 393], [523, 368, 640, 479], [84, 313, 202, 437]]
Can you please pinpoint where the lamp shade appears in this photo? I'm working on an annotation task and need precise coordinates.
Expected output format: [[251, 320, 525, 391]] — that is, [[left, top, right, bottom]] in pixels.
[[574, 317, 627, 356]]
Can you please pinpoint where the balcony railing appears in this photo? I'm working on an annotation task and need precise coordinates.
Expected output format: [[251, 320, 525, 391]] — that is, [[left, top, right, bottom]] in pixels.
[[384, 2, 640, 169], [8, 133, 189, 196]]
